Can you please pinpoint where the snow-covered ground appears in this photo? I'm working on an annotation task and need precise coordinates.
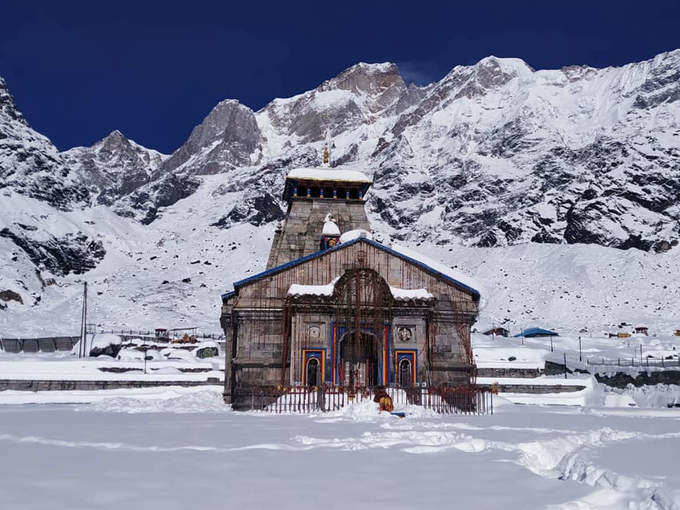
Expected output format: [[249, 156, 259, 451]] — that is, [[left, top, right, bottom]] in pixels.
[[0, 387, 679, 509], [0, 334, 224, 382], [472, 331, 680, 371]]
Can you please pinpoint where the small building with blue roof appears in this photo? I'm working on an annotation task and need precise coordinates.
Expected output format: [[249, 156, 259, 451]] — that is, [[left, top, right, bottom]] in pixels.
[[514, 327, 559, 338]]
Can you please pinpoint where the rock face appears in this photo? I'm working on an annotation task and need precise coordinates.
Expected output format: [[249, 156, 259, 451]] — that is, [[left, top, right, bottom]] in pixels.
[[0, 227, 106, 276], [0, 290, 23, 304], [211, 192, 284, 230], [113, 172, 201, 224]]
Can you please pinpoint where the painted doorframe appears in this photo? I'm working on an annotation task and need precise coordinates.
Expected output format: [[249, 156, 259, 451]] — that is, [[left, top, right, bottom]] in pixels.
[[301, 348, 326, 385], [394, 349, 417, 385]]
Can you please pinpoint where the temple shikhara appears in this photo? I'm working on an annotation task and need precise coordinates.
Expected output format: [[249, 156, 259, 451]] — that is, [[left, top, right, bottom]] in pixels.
[[220, 146, 482, 410]]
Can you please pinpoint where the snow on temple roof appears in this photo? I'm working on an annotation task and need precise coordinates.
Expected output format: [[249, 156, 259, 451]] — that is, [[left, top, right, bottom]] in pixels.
[[288, 277, 339, 297], [287, 277, 434, 301], [339, 229, 371, 243], [389, 287, 434, 301], [287, 167, 372, 184]]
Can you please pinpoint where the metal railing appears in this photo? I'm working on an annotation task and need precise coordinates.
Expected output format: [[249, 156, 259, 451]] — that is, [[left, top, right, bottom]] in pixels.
[[98, 330, 225, 340], [0, 331, 225, 353], [586, 356, 680, 368], [232, 384, 494, 415]]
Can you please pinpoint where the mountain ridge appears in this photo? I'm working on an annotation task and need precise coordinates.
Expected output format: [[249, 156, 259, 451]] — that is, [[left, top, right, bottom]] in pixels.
[[1, 50, 680, 333], [2, 50, 679, 251]]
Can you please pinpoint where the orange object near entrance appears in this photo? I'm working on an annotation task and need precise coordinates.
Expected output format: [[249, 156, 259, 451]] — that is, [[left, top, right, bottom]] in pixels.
[[378, 395, 394, 412]]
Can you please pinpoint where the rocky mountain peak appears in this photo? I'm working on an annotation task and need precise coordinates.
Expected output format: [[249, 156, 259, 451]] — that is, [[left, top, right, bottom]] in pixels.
[[260, 61, 410, 144], [61, 128, 168, 207], [318, 61, 407, 114], [93, 129, 134, 154], [320, 62, 403, 92], [0, 77, 27, 126], [443, 55, 534, 99], [186, 99, 256, 151], [160, 99, 262, 176], [100, 129, 127, 143]]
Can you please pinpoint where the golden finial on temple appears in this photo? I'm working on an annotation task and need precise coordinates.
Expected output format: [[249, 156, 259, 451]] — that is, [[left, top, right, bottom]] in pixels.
[[322, 129, 331, 167]]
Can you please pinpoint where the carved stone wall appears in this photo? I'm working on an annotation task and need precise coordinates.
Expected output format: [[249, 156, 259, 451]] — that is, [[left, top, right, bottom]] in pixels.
[[267, 198, 370, 268]]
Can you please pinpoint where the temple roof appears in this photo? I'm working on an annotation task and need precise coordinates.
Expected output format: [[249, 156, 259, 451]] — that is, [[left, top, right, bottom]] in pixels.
[[286, 167, 372, 184], [222, 237, 480, 302]]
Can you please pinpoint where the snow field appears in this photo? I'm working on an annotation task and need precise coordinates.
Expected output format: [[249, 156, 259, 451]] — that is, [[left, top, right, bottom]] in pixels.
[[1, 388, 680, 509]]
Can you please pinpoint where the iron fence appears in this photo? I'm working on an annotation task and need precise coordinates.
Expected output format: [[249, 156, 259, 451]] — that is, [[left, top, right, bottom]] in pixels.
[[232, 385, 494, 415], [587, 356, 680, 368], [98, 330, 225, 341], [0, 336, 79, 353]]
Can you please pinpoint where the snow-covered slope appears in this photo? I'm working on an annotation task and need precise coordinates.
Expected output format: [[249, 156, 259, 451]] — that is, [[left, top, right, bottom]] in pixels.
[[1, 50, 680, 335]]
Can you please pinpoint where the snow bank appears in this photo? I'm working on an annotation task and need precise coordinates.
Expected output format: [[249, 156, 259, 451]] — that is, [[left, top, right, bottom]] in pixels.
[[608, 384, 680, 408], [90, 334, 122, 349], [82, 386, 229, 413], [0, 386, 223, 408], [159, 348, 195, 361], [116, 349, 144, 361]]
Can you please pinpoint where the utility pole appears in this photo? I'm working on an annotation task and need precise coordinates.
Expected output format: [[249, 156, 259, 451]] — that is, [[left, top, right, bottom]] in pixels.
[[79, 282, 88, 358], [579, 336, 582, 362]]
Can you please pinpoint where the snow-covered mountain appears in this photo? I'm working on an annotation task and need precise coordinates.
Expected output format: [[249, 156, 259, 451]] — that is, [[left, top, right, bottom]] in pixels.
[[1, 50, 680, 335], [62, 130, 167, 206]]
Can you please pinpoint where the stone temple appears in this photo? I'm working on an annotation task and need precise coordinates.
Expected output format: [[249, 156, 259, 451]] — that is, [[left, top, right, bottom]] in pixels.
[[220, 156, 480, 407]]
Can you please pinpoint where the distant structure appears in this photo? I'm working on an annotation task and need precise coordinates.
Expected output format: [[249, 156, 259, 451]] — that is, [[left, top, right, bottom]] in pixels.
[[483, 327, 509, 337], [220, 146, 480, 407], [634, 325, 649, 336], [514, 327, 558, 338]]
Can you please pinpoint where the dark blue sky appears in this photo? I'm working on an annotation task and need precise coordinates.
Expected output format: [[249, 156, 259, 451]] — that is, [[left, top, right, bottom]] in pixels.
[[2, 0, 679, 153]]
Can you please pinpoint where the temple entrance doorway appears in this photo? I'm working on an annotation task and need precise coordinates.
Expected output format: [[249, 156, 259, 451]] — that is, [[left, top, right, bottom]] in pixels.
[[306, 358, 320, 387], [399, 358, 412, 386], [340, 331, 378, 387]]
